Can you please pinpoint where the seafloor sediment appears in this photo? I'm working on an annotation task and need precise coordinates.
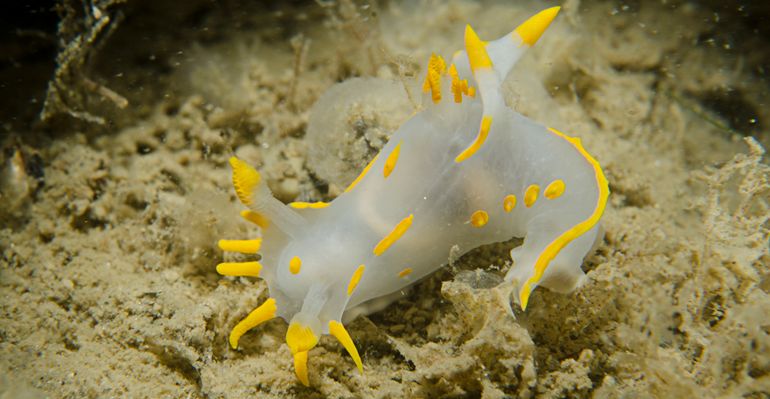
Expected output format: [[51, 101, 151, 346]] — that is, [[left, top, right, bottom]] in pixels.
[[1, 1, 769, 398]]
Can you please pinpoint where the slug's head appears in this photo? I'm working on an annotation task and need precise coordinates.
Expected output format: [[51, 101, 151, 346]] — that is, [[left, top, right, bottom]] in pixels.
[[216, 157, 363, 386]]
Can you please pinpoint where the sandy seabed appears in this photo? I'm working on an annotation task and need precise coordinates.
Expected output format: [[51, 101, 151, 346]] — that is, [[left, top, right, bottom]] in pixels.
[[1, 1, 769, 398]]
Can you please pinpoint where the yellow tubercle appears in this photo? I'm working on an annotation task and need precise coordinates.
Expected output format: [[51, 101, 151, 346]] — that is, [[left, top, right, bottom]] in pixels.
[[456, 116, 492, 163], [229, 157, 261, 206], [464, 25, 492, 72], [289, 256, 302, 274], [345, 154, 379, 193], [240, 210, 270, 228], [383, 142, 402, 178], [218, 238, 262, 254], [373, 214, 414, 256], [347, 265, 365, 296], [329, 320, 363, 373], [398, 268, 413, 278], [503, 194, 517, 212], [545, 179, 566, 199], [216, 261, 262, 277], [524, 184, 540, 207], [229, 298, 277, 349], [289, 201, 330, 209], [470, 210, 489, 227], [514, 6, 561, 46]]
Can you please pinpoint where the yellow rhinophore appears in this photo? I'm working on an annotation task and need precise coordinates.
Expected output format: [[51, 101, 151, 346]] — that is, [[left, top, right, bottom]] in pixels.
[[229, 157, 261, 206]]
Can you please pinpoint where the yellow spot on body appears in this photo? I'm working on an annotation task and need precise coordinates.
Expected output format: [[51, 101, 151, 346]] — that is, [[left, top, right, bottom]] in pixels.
[[545, 179, 566, 199], [373, 214, 414, 256], [289, 256, 302, 274], [216, 261, 262, 277], [218, 238, 262, 254], [229, 157, 261, 206], [456, 116, 492, 163], [514, 6, 561, 46], [524, 184, 540, 207], [240, 210, 270, 228], [329, 321, 363, 373], [464, 25, 493, 72], [468, 87, 476, 97], [519, 127, 609, 310], [383, 141, 402, 178], [289, 201, 330, 209], [347, 265, 365, 296], [286, 322, 319, 386], [398, 268, 413, 278], [503, 194, 517, 212], [470, 210, 489, 227], [345, 154, 379, 193], [229, 298, 276, 349], [422, 53, 446, 103]]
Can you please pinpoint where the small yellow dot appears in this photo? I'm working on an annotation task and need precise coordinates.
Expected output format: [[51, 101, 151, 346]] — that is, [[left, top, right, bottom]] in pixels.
[[545, 179, 565, 199], [289, 256, 302, 274], [398, 268, 413, 278], [524, 184, 540, 208], [503, 195, 517, 212], [470, 210, 489, 227]]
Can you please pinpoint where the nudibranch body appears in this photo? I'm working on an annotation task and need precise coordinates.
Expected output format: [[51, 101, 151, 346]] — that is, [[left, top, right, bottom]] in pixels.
[[216, 7, 608, 386]]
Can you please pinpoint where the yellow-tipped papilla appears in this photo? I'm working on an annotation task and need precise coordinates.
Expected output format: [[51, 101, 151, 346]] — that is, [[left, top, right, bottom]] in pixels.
[[229, 157, 261, 206], [286, 321, 319, 386], [216, 261, 262, 277], [329, 320, 363, 373], [218, 238, 262, 254], [229, 298, 277, 349], [464, 25, 492, 72], [514, 6, 560, 46]]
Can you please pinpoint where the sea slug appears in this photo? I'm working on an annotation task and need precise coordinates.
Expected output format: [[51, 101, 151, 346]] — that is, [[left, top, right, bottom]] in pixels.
[[215, 6, 609, 385]]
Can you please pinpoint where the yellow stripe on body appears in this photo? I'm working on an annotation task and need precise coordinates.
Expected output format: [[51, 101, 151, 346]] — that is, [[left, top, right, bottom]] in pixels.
[[456, 116, 492, 163], [289, 201, 330, 209], [383, 142, 402, 178], [345, 154, 379, 193], [518, 128, 609, 310], [347, 265, 365, 296], [373, 214, 414, 256]]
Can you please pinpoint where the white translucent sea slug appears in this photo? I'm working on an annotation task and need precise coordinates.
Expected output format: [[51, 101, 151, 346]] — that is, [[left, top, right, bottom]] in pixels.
[[215, 7, 609, 386]]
